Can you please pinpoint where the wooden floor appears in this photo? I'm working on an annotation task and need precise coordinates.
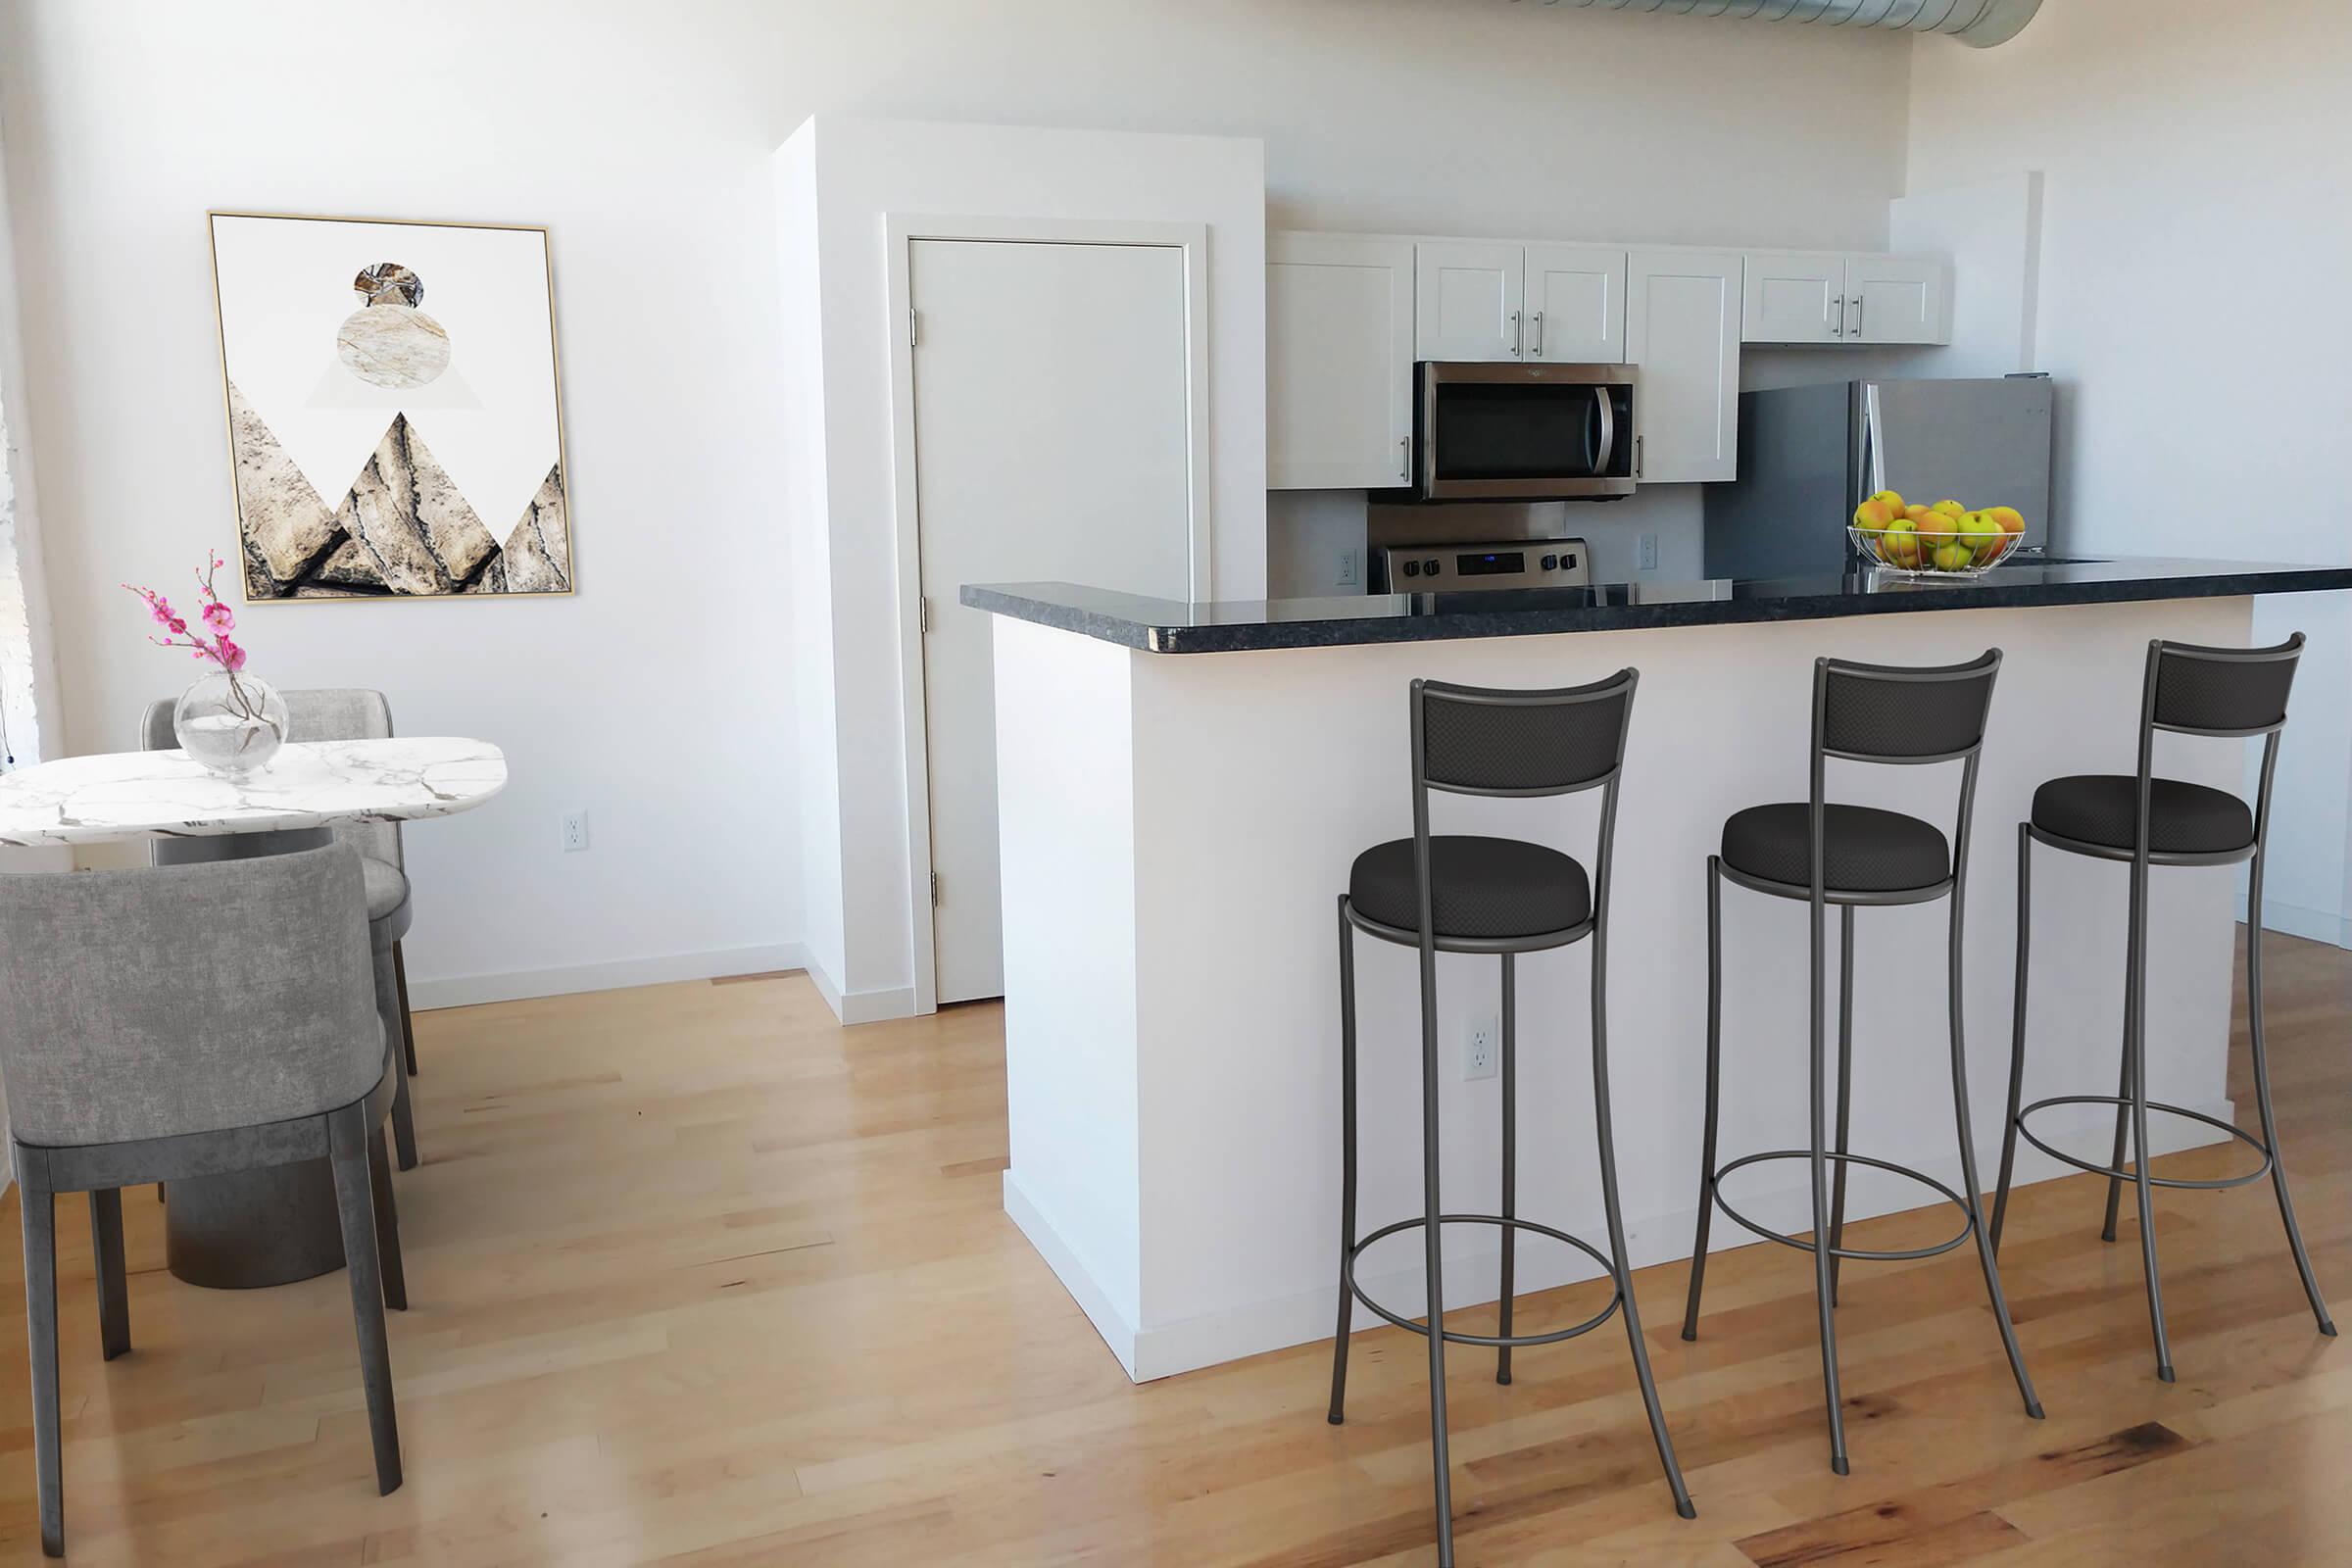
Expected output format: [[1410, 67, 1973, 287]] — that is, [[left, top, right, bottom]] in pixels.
[[0, 935, 2344, 1565]]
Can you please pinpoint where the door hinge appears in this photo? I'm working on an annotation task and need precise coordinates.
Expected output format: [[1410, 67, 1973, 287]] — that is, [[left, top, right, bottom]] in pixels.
[[908, 305, 920, 348], [930, 871, 942, 906], [919, 596, 932, 632]]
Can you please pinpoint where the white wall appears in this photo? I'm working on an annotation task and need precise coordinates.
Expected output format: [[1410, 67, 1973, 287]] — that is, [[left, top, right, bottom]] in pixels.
[[1907, 1, 2352, 945], [5, 0, 1918, 1007]]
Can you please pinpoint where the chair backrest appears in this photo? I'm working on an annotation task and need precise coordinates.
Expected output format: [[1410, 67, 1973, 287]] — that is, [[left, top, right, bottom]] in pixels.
[[143, 687, 401, 867], [1814, 650, 2002, 765], [1413, 669, 1638, 798], [0, 846, 382, 1150], [2146, 634, 2302, 738]]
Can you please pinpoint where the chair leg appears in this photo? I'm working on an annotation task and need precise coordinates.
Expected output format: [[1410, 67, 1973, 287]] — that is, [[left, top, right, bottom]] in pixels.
[[2246, 861, 2335, 1336], [1592, 929, 1697, 1517], [375, 940, 419, 1171], [90, 1190, 130, 1360], [328, 1108, 404, 1494], [1946, 890, 2043, 1418], [1416, 934, 1456, 1568], [1681, 858, 1725, 1342], [1497, 952, 1517, 1387], [2099, 926, 2138, 1247], [1808, 892, 1849, 1475], [369, 1128, 409, 1313], [2123, 860, 2174, 1381], [1991, 824, 2032, 1255], [22, 1181, 65, 1557], [1829, 906, 1855, 1306], [1327, 899, 1358, 1425], [394, 942, 418, 1077]]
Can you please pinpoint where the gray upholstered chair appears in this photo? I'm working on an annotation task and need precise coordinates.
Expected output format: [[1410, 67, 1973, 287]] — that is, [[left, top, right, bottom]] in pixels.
[[0, 846, 405, 1557], [143, 689, 421, 1170]]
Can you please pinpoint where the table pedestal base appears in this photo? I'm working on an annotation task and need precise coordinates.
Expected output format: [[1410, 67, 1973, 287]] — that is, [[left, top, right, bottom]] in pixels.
[[164, 1160, 345, 1289]]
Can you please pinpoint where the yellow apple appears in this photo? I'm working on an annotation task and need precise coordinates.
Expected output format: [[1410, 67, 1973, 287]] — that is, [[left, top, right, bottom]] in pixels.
[[1870, 489, 1906, 517], [1932, 541, 1975, 572], [1987, 505, 2026, 535]]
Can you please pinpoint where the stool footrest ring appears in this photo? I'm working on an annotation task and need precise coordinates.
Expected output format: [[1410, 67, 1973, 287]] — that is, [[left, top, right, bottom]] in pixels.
[[1344, 1213, 1623, 1348], [1707, 1150, 1977, 1261], [2013, 1095, 2275, 1191]]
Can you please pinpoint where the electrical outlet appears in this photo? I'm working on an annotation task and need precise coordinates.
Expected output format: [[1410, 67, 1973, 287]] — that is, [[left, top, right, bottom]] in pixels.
[[1464, 1013, 1498, 1081], [562, 810, 590, 853], [1639, 532, 1660, 571], [1336, 548, 1359, 588]]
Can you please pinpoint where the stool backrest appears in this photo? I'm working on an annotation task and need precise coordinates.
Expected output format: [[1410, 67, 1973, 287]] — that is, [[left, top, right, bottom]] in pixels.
[[1815, 651, 2002, 765], [143, 687, 402, 868], [1413, 670, 1637, 799], [0, 845, 382, 1150], [2147, 635, 2301, 738]]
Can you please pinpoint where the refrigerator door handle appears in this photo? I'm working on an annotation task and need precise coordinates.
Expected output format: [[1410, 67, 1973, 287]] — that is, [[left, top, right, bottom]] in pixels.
[[1863, 381, 1887, 500]]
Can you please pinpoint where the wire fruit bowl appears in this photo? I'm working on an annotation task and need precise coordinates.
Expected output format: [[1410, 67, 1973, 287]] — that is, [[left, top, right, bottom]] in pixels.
[[1849, 523, 2025, 580]]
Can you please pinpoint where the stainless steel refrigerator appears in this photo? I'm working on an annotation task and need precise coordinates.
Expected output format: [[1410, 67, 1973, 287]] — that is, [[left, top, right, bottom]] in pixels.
[[1702, 376, 2054, 578]]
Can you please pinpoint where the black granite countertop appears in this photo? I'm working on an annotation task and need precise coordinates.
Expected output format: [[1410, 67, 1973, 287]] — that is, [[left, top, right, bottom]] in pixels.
[[961, 556, 2352, 655]]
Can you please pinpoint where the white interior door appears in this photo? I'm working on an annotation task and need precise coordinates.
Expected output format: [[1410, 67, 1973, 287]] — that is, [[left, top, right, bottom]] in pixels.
[[1525, 244, 1627, 364], [911, 237, 1196, 1004]]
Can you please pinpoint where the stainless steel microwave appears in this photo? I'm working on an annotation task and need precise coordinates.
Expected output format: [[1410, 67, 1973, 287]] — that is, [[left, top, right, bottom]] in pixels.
[[1405, 362, 1639, 502]]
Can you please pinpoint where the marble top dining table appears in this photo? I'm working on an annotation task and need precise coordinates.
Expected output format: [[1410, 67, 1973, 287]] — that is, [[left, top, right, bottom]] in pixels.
[[0, 737, 507, 847]]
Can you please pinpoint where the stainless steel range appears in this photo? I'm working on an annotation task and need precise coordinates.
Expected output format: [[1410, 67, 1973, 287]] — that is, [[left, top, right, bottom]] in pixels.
[[1371, 537, 1592, 594]]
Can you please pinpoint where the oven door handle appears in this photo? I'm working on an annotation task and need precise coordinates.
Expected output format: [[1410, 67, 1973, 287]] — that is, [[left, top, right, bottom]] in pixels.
[[1592, 384, 1616, 479]]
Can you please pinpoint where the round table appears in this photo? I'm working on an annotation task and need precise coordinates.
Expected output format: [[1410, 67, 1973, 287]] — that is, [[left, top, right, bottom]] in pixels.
[[0, 737, 505, 1287]]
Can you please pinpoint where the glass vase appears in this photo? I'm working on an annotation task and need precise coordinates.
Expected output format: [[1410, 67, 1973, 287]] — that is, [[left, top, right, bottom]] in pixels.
[[173, 668, 289, 779]]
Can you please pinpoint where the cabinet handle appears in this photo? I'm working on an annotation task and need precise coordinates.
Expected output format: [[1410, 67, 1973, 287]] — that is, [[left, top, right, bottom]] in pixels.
[[1398, 435, 1409, 481], [1510, 311, 1522, 358], [1850, 294, 1865, 339], [1833, 295, 1845, 338], [1530, 311, 1544, 358]]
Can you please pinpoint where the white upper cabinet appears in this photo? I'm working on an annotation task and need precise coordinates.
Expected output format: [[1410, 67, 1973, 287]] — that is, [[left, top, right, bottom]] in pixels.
[[1414, 241, 1526, 361], [1743, 250, 1950, 345], [1846, 253, 1948, 345], [1525, 244, 1628, 365], [1626, 248, 1741, 484], [1742, 250, 1846, 345], [1266, 233, 1416, 491]]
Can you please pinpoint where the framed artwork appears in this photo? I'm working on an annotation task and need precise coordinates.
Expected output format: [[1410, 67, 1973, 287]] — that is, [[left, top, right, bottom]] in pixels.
[[207, 212, 571, 600]]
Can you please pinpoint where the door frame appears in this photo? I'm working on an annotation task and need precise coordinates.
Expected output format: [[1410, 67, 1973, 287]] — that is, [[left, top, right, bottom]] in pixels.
[[885, 214, 1213, 1013]]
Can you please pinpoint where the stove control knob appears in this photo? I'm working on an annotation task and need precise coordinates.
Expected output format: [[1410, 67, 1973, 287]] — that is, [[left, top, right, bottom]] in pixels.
[[1401, 560, 1420, 578], [1541, 554, 1558, 571]]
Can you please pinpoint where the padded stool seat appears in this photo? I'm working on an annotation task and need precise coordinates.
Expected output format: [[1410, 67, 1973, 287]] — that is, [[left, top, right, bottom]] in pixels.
[[1348, 835, 1591, 939], [1721, 803, 1949, 893], [2031, 774, 2253, 856]]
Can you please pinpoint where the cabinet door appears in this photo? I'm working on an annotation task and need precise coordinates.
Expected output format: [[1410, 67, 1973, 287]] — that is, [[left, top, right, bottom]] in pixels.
[[1267, 233, 1415, 489], [1741, 250, 1846, 344], [1414, 241, 1524, 362], [1525, 244, 1627, 364], [1626, 248, 1741, 483], [1847, 254, 1950, 345]]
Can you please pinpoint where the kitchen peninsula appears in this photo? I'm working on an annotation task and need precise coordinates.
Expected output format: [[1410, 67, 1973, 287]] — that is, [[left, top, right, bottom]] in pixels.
[[968, 557, 2352, 1382]]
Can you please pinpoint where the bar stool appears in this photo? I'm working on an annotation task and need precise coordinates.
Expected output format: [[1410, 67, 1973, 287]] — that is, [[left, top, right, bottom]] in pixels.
[[1992, 634, 2335, 1382], [1679, 651, 2041, 1477], [1327, 670, 1692, 1568]]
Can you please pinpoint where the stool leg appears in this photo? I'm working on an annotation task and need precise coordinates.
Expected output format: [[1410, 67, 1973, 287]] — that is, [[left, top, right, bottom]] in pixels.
[[1681, 858, 1725, 1342], [2099, 928, 2138, 1247], [1416, 932, 1456, 1566], [90, 1191, 129, 1361], [1992, 824, 2032, 1255], [2123, 858, 2174, 1381], [1327, 898, 1359, 1425], [1946, 886, 2043, 1418], [1808, 889, 1849, 1475], [1592, 925, 1696, 1518], [2247, 854, 2335, 1337], [1497, 952, 1517, 1387], [1828, 905, 1855, 1306]]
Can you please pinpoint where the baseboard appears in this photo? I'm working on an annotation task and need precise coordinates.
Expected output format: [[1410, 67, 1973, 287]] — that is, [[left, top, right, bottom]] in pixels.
[[1003, 1169, 1141, 1379], [1088, 1098, 2238, 1384], [802, 956, 918, 1026], [2235, 894, 2352, 949], [408, 943, 808, 1010]]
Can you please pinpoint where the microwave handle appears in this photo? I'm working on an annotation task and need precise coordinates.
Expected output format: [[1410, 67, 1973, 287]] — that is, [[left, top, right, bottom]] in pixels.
[[1592, 385, 1616, 479]]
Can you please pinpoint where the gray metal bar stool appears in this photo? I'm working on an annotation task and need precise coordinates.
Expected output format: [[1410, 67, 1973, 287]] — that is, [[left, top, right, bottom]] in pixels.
[[1992, 634, 2335, 1382], [1327, 669, 1693, 1568], [1679, 650, 2041, 1478], [0, 846, 406, 1557]]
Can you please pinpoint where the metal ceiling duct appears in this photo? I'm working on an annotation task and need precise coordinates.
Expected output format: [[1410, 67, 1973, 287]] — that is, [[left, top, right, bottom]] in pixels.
[[1529, 0, 2043, 48]]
